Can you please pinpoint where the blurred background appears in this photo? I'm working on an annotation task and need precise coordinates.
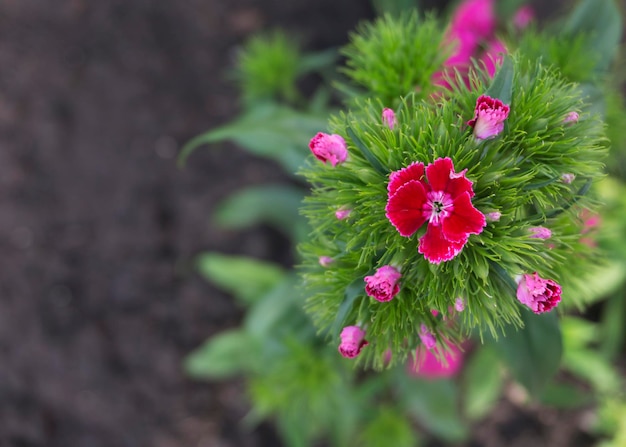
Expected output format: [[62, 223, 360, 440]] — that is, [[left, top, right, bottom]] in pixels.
[[0, 1, 622, 447]]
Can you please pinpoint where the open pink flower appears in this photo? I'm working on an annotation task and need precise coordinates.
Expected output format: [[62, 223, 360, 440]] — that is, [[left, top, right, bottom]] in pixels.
[[309, 132, 348, 166], [517, 272, 562, 314], [364, 265, 402, 302], [338, 325, 368, 359], [385, 157, 486, 264], [382, 108, 397, 129], [480, 39, 507, 77], [408, 341, 464, 379], [468, 95, 510, 140]]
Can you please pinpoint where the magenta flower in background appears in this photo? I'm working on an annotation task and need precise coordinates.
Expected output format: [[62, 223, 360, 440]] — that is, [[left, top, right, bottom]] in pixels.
[[512, 5, 535, 30], [382, 108, 397, 129], [517, 272, 562, 314], [468, 95, 510, 140], [309, 132, 348, 166], [335, 207, 352, 220], [338, 325, 368, 359], [386, 157, 486, 264], [364, 265, 402, 302], [419, 324, 437, 349], [449, 0, 495, 41], [529, 226, 552, 240], [480, 39, 507, 77], [408, 341, 464, 379]]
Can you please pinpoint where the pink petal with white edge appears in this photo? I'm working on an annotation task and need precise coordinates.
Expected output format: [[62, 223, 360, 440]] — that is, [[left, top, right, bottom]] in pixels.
[[388, 162, 425, 197], [419, 223, 467, 264], [385, 180, 429, 237], [441, 192, 486, 242]]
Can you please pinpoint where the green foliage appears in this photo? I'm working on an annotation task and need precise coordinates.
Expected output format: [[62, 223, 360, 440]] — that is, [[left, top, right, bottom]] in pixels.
[[196, 252, 286, 306], [179, 103, 328, 172], [462, 346, 503, 419], [340, 13, 448, 106], [359, 406, 419, 447], [487, 311, 562, 396], [213, 184, 307, 240], [235, 31, 301, 106], [300, 54, 607, 369]]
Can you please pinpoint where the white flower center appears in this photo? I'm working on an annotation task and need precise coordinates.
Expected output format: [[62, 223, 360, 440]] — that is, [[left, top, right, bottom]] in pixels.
[[425, 191, 453, 225]]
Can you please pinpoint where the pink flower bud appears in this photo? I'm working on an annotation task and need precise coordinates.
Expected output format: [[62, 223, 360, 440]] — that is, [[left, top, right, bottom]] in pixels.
[[318, 256, 334, 267], [419, 324, 437, 349], [467, 95, 510, 140], [561, 173, 576, 184], [382, 108, 397, 130], [454, 298, 465, 312], [512, 5, 535, 30], [338, 325, 368, 359], [529, 226, 552, 240], [516, 272, 562, 314], [364, 265, 402, 302], [486, 211, 501, 222], [335, 208, 352, 220], [563, 111, 579, 125], [309, 132, 348, 167]]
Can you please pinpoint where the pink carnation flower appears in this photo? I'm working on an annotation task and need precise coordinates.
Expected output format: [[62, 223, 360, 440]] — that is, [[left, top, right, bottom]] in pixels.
[[529, 226, 552, 240], [517, 272, 562, 314], [561, 173, 576, 184], [454, 297, 465, 312], [364, 265, 402, 302], [309, 132, 348, 167], [468, 95, 510, 140], [419, 324, 437, 349], [486, 211, 501, 222], [382, 108, 397, 130], [338, 325, 368, 359], [408, 341, 464, 379], [385, 157, 486, 264]]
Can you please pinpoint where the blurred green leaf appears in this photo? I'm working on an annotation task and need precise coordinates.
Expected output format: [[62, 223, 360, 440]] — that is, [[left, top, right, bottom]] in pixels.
[[297, 49, 338, 75], [360, 406, 420, 447], [563, 0, 622, 73], [213, 184, 306, 240], [396, 373, 468, 442], [488, 310, 562, 396], [244, 275, 306, 337], [485, 55, 514, 105], [184, 329, 260, 379], [371, 0, 418, 17], [463, 346, 504, 420], [197, 252, 286, 306], [331, 277, 365, 338], [600, 291, 626, 360], [539, 382, 592, 409], [179, 103, 327, 172]]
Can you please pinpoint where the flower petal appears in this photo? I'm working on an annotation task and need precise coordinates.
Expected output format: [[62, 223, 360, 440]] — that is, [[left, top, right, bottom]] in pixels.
[[418, 223, 467, 264], [441, 192, 486, 242], [388, 162, 425, 197], [425, 157, 453, 192], [386, 180, 428, 237]]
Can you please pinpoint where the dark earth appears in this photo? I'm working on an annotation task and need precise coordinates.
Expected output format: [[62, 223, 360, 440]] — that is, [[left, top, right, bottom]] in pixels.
[[0, 1, 611, 446]]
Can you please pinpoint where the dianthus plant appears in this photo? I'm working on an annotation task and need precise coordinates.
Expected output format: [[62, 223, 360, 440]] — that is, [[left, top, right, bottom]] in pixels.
[[300, 54, 608, 369]]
